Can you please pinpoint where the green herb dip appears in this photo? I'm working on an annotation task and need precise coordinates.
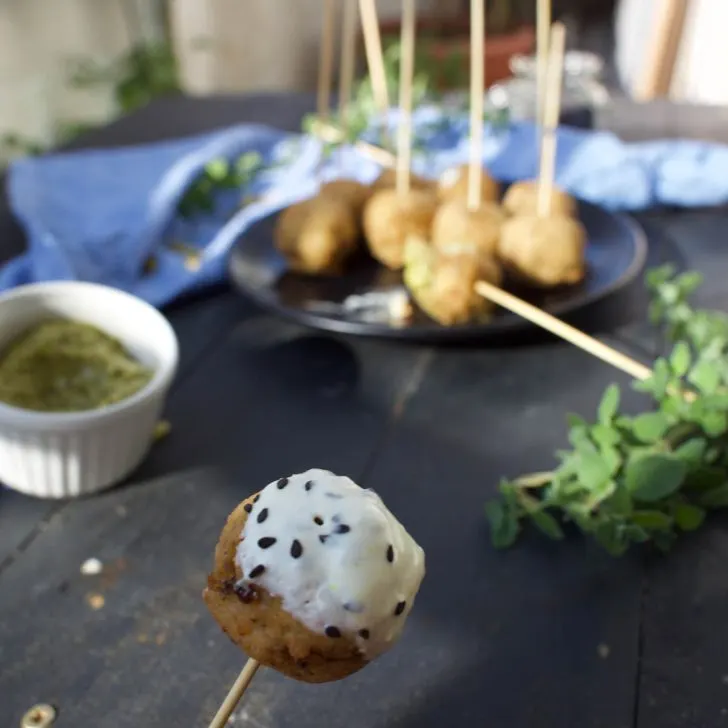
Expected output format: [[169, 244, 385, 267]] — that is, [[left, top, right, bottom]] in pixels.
[[0, 320, 154, 413]]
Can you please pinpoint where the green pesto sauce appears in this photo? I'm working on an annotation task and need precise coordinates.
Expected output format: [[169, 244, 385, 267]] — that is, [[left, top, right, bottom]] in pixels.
[[0, 320, 154, 413]]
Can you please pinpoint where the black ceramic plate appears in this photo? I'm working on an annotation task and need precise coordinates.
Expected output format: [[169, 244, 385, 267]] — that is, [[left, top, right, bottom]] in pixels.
[[228, 201, 647, 342]]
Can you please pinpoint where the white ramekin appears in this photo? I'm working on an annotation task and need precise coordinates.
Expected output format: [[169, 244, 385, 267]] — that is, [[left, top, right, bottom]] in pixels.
[[0, 281, 179, 499]]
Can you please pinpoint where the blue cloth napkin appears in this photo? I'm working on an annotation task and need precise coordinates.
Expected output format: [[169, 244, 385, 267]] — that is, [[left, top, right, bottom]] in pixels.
[[3, 106, 728, 307]]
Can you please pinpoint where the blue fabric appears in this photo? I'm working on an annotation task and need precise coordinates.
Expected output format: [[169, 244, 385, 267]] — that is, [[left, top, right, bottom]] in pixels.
[[3, 107, 728, 307]]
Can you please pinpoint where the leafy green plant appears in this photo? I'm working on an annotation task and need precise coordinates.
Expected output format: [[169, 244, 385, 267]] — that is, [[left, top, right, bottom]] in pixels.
[[486, 265, 728, 555]]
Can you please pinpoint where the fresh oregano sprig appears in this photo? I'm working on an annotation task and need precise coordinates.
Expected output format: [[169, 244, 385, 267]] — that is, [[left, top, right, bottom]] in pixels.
[[486, 266, 728, 555]]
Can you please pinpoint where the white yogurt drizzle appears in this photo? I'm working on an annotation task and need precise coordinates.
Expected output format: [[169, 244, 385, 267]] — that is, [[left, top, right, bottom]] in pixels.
[[236, 468, 425, 659]]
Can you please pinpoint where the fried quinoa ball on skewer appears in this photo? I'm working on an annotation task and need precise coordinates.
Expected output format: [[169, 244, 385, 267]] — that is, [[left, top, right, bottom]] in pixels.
[[274, 197, 358, 275], [431, 197, 506, 259], [319, 179, 372, 217], [437, 163, 500, 205], [502, 180, 577, 218], [203, 469, 426, 683], [362, 187, 439, 270], [498, 214, 587, 287], [403, 236, 503, 325]]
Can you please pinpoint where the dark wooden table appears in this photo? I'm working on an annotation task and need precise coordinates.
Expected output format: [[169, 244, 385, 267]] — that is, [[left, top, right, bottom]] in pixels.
[[2, 95, 728, 728]]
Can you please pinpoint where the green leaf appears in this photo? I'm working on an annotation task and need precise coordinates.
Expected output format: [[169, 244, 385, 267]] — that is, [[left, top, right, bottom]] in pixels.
[[485, 500, 520, 548], [528, 510, 564, 540], [669, 341, 691, 377], [673, 502, 706, 531], [598, 384, 620, 424], [631, 510, 673, 530], [688, 360, 721, 395], [593, 520, 629, 556], [566, 412, 588, 429], [697, 484, 728, 509], [575, 449, 613, 491], [673, 438, 707, 465], [591, 423, 621, 448], [625, 454, 688, 502], [631, 411, 670, 443], [700, 411, 728, 437], [603, 483, 634, 516]]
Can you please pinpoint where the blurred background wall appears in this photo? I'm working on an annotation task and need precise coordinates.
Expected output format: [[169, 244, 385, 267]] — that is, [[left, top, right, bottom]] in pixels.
[[1, 0, 727, 150]]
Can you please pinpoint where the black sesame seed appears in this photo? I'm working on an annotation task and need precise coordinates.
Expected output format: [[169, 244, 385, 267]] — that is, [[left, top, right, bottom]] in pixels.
[[394, 600, 406, 616], [243, 503, 252, 513], [304, 480, 314, 491], [257, 508, 269, 524], [314, 516, 324, 526], [335, 524, 351, 534], [359, 629, 370, 639], [277, 477, 289, 489], [386, 545, 394, 563], [253, 494, 260, 503], [258, 537, 276, 549], [290, 540, 303, 558], [325, 492, 343, 499], [325, 625, 341, 638], [249, 565, 265, 578], [319, 535, 329, 544]]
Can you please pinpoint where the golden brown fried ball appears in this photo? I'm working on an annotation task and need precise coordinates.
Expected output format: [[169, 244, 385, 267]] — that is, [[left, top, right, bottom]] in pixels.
[[498, 215, 586, 287], [203, 494, 367, 683], [274, 197, 358, 275], [431, 198, 505, 259], [319, 179, 372, 217], [403, 236, 503, 326], [502, 180, 577, 218], [362, 188, 438, 270], [437, 164, 500, 204], [370, 168, 434, 193]]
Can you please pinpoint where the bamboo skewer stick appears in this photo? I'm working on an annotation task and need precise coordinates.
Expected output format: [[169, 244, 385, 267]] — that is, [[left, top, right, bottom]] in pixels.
[[395, 0, 416, 196], [536, 0, 552, 127], [208, 658, 261, 728], [474, 281, 653, 382], [358, 0, 391, 148], [634, 0, 688, 101], [317, 0, 338, 122], [467, 0, 485, 211], [338, 0, 359, 132], [536, 22, 566, 219]]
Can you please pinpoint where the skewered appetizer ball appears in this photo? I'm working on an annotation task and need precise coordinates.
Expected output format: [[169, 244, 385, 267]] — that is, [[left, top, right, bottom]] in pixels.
[[362, 187, 438, 270], [502, 180, 577, 218], [319, 179, 372, 217], [498, 215, 587, 287], [204, 469, 426, 683], [437, 163, 500, 204], [274, 197, 358, 275], [431, 198, 505, 259], [403, 236, 503, 325], [371, 168, 434, 192]]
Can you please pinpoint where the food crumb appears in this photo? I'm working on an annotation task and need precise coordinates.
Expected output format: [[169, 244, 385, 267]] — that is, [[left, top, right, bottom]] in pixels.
[[153, 420, 171, 442], [80, 558, 103, 576], [21, 703, 56, 727], [597, 643, 610, 659], [86, 593, 105, 610]]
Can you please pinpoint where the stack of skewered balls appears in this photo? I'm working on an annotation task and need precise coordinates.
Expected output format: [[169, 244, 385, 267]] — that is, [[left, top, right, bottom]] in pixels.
[[273, 164, 587, 327]]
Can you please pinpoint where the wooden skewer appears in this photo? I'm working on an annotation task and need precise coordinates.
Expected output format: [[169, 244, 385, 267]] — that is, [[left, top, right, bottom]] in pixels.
[[536, 0, 552, 127], [536, 21, 566, 219], [317, 0, 338, 122], [474, 281, 653, 382], [395, 0, 416, 196], [208, 658, 261, 728], [358, 0, 391, 148], [467, 0, 485, 211], [338, 0, 359, 132], [634, 0, 688, 101]]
